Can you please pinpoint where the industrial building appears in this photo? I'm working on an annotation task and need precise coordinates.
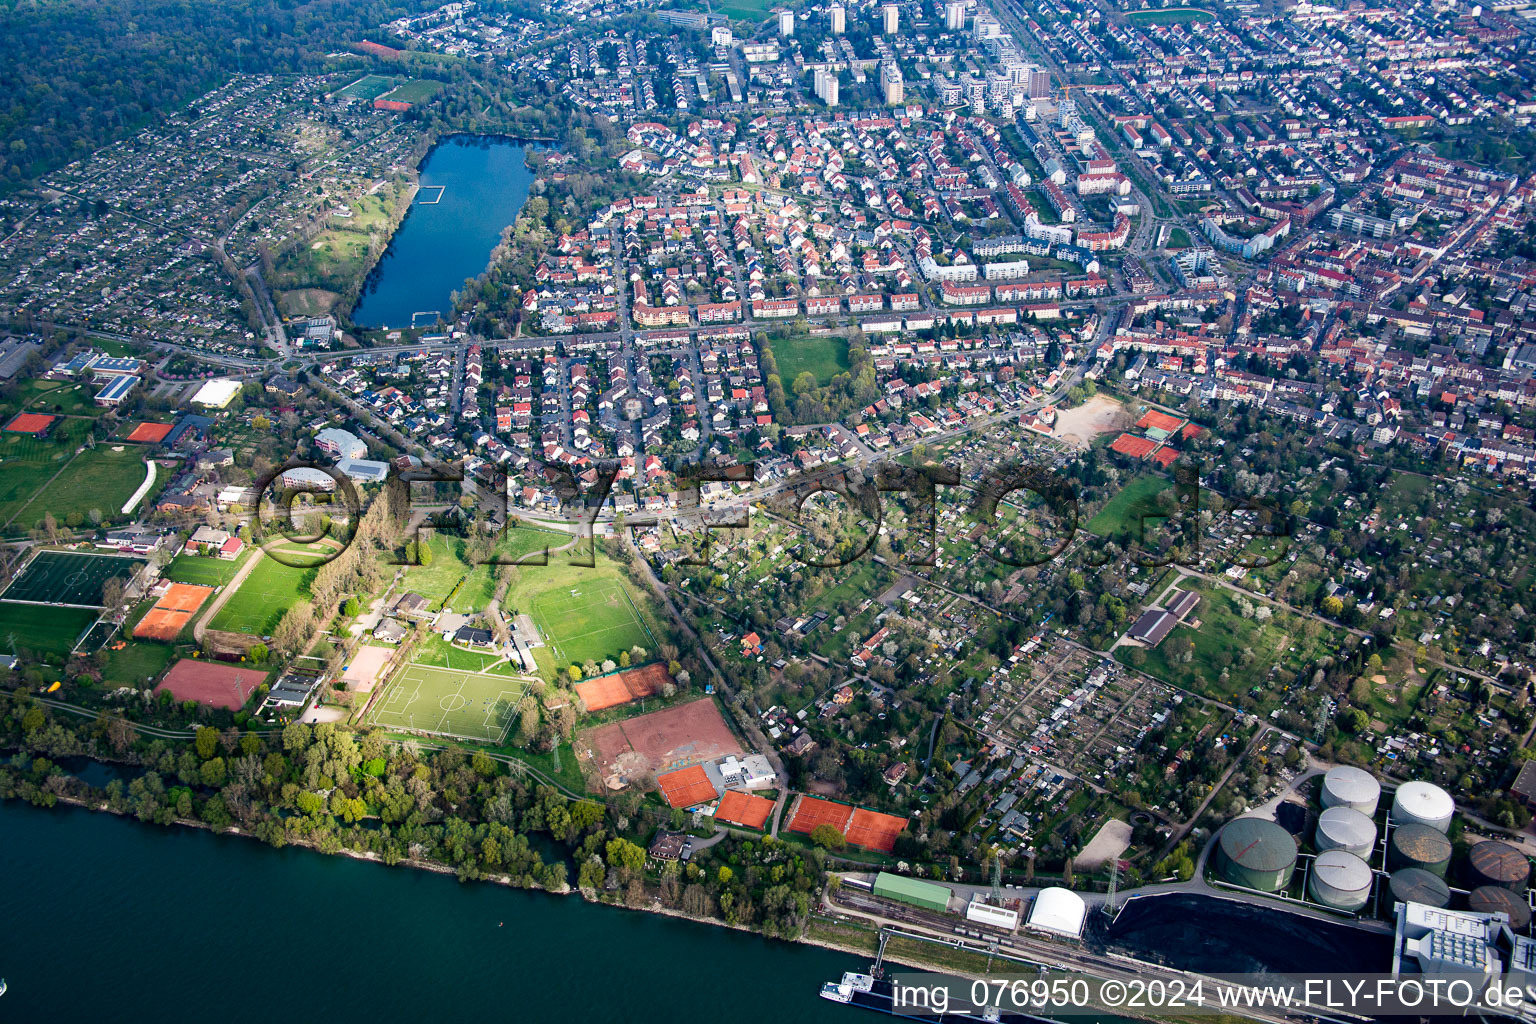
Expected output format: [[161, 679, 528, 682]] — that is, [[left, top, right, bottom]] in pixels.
[[190, 378, 243, 409], [1215, 817, 1297, 892], [871, 872, 951, 913], [966, 897, 1020, 930], [1026, 887, 1086, 938], [1392, 902, 1536, 991]]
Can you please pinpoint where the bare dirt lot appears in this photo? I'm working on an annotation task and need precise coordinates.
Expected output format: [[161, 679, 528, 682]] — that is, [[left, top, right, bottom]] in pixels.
[[1053, 394, 1132, 448]]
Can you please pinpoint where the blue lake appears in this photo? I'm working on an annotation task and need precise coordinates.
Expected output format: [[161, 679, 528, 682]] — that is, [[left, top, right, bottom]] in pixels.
[[351, 135, 537, 330]]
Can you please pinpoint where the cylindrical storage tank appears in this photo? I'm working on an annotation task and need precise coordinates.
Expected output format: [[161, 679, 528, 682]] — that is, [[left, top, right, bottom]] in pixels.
[[1316, 806, 1377, 859], [1322, 765, 1381, 817], [1309, 850, 1373, 912], [1217, 817, 1298, 893], [1467, 840, 1530, 894], [1389, 868, 1451, 909], [1388, 823, 1454, 877], [1469, 885, 1533, 930], [1390, 781, 1454, 833]]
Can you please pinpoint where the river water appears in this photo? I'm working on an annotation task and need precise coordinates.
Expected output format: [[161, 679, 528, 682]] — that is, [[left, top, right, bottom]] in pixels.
[[351, 135, 537, 330], [0, 801, 863, 1023]]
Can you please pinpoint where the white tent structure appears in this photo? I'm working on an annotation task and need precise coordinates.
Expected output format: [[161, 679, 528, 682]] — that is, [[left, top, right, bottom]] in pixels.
[[1026, 887, 1086, 938]]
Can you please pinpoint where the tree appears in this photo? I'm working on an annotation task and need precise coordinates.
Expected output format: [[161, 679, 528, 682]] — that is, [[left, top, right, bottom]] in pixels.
[[809, 823, 845, 850], [247, 642, 269, 664], [344, 596, 361, 617], [1322, 595, 1344, 617], [606, 837, 646, 872], [195, 726, 219, 760]]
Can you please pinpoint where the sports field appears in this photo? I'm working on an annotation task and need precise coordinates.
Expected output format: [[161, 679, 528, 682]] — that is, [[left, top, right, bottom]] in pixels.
[[208, 552, 316, 636], [768, 334, 851, 386], [133, 583, 214, 641], [0, 418, 93, 532], [529, 575, 651, 666], [336, 74, 394, 101], [14, 445, 152, 529], [0, 602, 97, 656], [164, 551, 250, 587], [366, 662, 527, 742], [1, 549, 144, 607]]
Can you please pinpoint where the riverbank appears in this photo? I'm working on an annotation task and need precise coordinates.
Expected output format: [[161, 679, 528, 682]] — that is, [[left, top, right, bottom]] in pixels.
[[0, 798, 863, 1022]]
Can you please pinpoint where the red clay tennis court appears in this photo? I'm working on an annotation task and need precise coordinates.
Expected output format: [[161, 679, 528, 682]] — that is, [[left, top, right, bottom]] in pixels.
[[4, 413, 55, 435], [581, 698, 742, 782], [574, 662, 671, 712], [845, 807, 907, 853], [156, 658, 267, 710], [1110, 433, 1158, 459], [657, 765, 718, 808], [133, 583, 214, 641], [715, 790, 774, 830], [787, 795, 854, 836], [1136, 410, 1185, 435], [127, 422, 174, 443]]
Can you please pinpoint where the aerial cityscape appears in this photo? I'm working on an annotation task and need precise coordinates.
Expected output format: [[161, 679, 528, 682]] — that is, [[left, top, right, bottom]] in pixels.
[[2, 0, 1536, 1018]]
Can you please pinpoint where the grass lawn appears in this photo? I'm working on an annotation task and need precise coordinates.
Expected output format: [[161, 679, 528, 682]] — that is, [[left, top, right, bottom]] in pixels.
[[17, 379, 104, 418], [14, 444, 150, 529], [1086, 473, 1172, 537], [1165, 227, 1193, 249], [275, 193, 394, 288], [413, 633, 521, 676], [502, 544, 662, 676], [0, 419, 94, 533], [164, 550, 252, 587], [401, 534, 486, 611], [1127, 7, 1215, 24], [101, 641, 177, 687], [0, 603, 97, 657], [1117, 579, 1344, 710], [381, 79, 441, 104], [209, 552, 316, 636], [336, 74, 395, 101], [769, 334, 851, 385]]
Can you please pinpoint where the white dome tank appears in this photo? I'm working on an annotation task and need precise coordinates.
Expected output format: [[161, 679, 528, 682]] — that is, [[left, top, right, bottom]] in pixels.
[[1315, 806, 1377, 859], [1321, 765, 1381, 817], [1309, 850, 1373, 912], [1391, 781, 1455, 833]]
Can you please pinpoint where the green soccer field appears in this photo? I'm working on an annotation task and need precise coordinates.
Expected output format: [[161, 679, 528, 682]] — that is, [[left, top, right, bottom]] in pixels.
[[209, 552, 316, 636], [164, 550, 251, 587], [1, 549, 144, 606], [529, 576, 652, 667], [0, 602, 98, 656], [366, 662, 526, 742]]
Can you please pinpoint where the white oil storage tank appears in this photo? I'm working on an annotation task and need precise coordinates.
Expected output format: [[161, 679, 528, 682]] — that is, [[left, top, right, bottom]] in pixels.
[[1321, 765, 1381, 816], [1309, 850, 1373, 912], [1391, 781, 1455, 833], [1315, 806, 1377, 859]]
